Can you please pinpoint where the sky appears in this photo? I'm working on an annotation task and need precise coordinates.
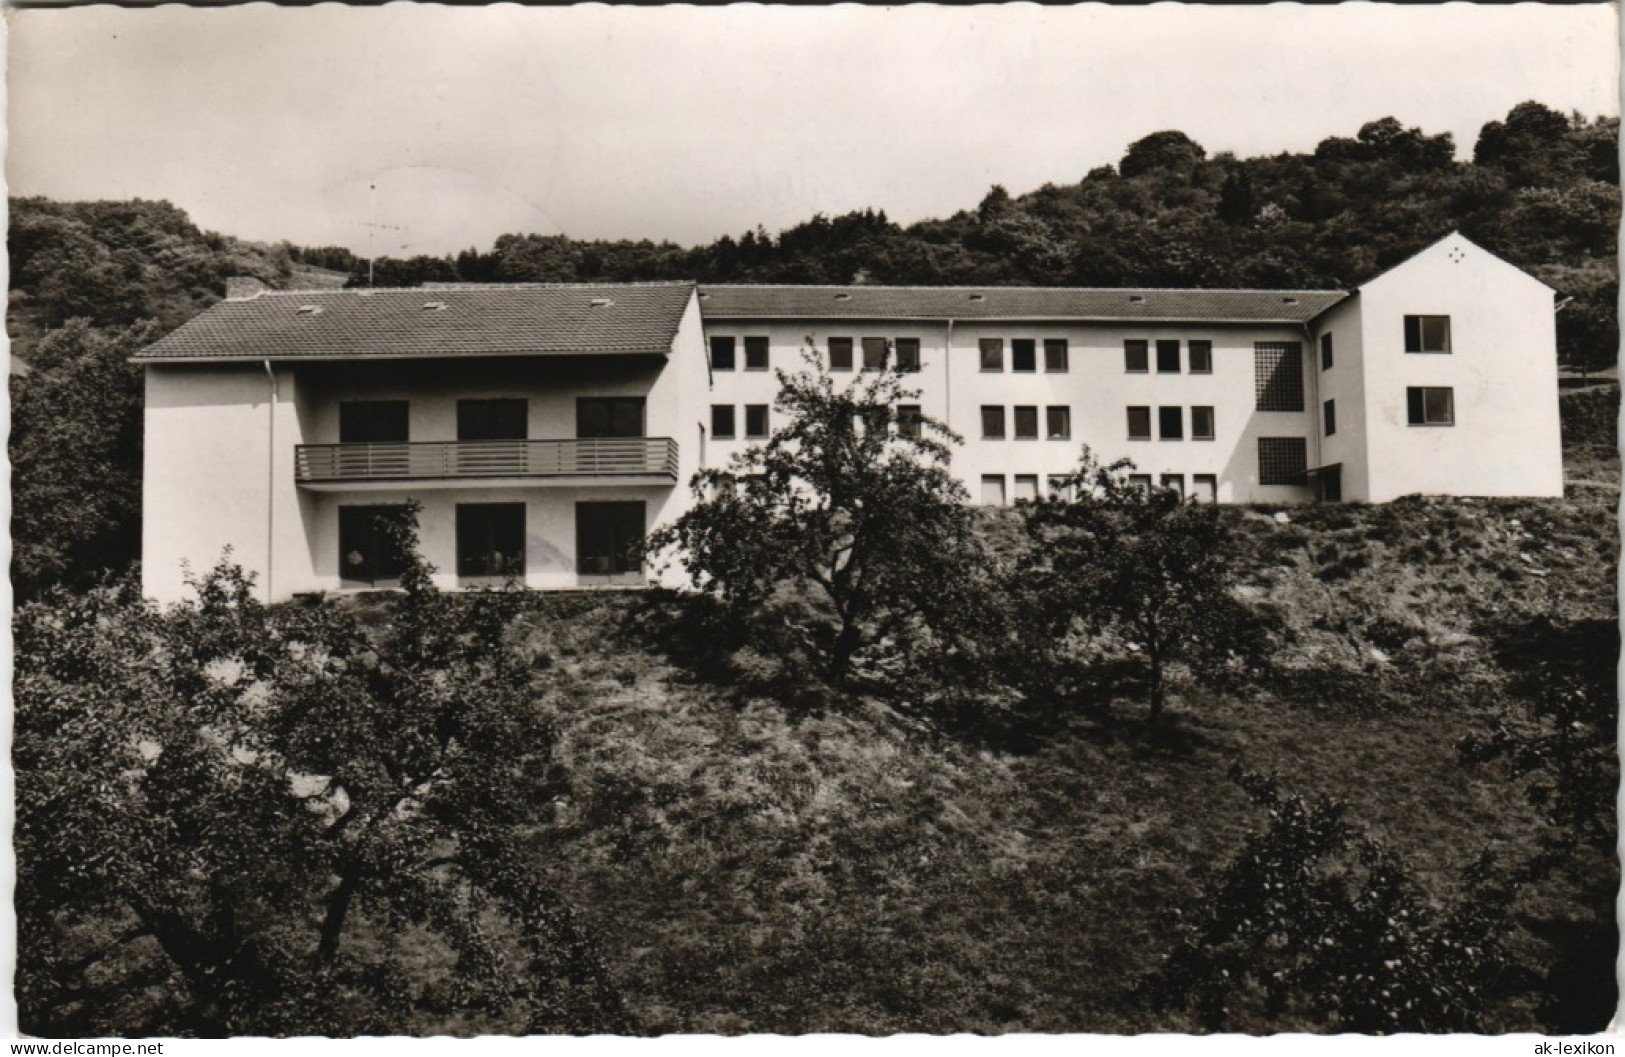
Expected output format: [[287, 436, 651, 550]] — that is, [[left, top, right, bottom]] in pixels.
[[5, 3, 1619, 259]]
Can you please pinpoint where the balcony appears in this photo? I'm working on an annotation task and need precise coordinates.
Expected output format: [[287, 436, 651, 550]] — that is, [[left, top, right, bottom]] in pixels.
[[295, 438, 679, 490]]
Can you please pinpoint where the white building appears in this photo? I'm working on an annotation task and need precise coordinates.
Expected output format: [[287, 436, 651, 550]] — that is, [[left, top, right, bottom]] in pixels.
[[136, 232, 1563, 603]]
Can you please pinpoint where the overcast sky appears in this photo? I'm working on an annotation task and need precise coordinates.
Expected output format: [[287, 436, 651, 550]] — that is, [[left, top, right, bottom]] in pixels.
[[6, 3, 1619, 258]]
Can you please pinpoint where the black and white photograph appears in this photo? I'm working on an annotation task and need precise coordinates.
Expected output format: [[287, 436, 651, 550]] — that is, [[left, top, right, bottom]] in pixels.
[[5, 0, 1620, 1042]]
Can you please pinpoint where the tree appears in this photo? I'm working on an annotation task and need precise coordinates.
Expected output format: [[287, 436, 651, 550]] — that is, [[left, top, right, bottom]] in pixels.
[[649, 347, 977, 685], [1119, 130, 1207, 179], [1019, 449, 1261, 723], [13, 511, 627, 1036]]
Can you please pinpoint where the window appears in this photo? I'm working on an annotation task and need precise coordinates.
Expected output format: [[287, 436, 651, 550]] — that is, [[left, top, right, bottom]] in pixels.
[[1124, 340, 1149, 373], [745, 404, 770, 439], [1320, 332, 1334, 371], [862, 337, 888, 371], [340, 401, 408, 443], [981, 405, 1006, 439], [828, 337, 854, 372], [1160, 474, 1185, 498], [744, 336, 770, 370], [895, 338, 921, 373], [1047, 476, 1073, 500], [710, 336, 736, 371], [1014, 405, 1039, 440], [1012, 339, 1037, 373], [458, 399, 527, 441], [1323, 399, 1337, 437], [1013, 475, 1040, 502], [1188, 340, 1213, 374], [1255, 341, 1305, 411], [1406, 387, 1455, 426], [576, 397, 644, 439], [1192, 474, 1218, 503], [980, 475, 1006, 506], [1044, 339, 1070, 373], [897, 404, 922, 439], [1258, 437, 1309, 486], [1404, 315, 1451, 354], [1158, 406, 1184, 440], [1127, 406, 1152, 440], [1046, 405, 1071, 440], [1191, 405, 1215, 441], [1128, 474, 1153, 491], [576, 501, 645, 579], [338, 505, 409, 585], [1157, 340, 1182, 374], [711, 404, 736, 439], [980, 338, 1004, 372], [456, 503, 526, 578]]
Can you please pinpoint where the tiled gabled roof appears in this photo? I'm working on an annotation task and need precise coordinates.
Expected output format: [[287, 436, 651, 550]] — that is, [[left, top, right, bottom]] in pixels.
[[136, 281, 696, 362], [697, 285, 1348, 324]]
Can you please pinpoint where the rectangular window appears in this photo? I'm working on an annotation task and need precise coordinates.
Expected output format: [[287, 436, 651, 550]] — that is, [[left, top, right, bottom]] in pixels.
[[980, 475, 1006, 506], [711, 404, 736, 439], [456, 503, 526, 578], [1404, 315, 1451, 354], [1128, 474, 1153, 491], [1160, 474, 1185, 498], [338, 505, 409, 586], [1013, 405, 1039, 440], [745, 404, 770, 439], [895, 338, 921, 373], [862, 337, 888, 371], [1188, 340, 1213, 374], [576, 397, 645, 439], [1012, 339, 1037, 373], [897, 404, 922, 439], [1320, 332, 1334, 370], [576, 501, 645, 579], [1255, 341, 1305, 411], [1258, 437, 1309, 486], [1044, 339, 1070, 373], [981, 405, 1006, 439], [1047, 476, 1073, 500], [1406, 386, 1455, 426], [458, 399, 528, 441], [980, 338, 1004, 372], [1158, 406, 1184, 440], [828, 337, 854, 372], [1323, 399, 1337, 437], [1191, 405, 1215, 440], [1192, 474, 1218, 503], [744, 336, 770, 371], [340, 401, 409, 443], [1125, 339, 1149, 373], [1046, 405, 1071, 440], [1013, 475, 1040, 502], [710, 336, 736, 371], [1157, 340, 1182, 373], [1127, 406, 1152, 440]]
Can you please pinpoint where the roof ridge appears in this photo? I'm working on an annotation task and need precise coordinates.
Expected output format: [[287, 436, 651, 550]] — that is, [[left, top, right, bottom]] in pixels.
[[697, 283, 1346, 295], [248, 280, 697, 297]]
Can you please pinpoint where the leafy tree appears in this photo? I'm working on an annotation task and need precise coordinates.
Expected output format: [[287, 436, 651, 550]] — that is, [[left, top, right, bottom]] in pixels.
[[649, 347, 977, 685], [1119, 130, 1207, 179], [13, 512, 627, 1036]]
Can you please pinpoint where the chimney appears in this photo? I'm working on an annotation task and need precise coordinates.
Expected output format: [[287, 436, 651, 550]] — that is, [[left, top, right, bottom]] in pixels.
[[226, 276, 269, 301]]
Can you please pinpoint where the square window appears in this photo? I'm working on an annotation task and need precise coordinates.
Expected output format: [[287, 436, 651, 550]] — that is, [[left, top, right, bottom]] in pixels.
[[710, 336, 736, 371], [1127, 406, 1152, 440], [1014, 405, 1039, 439], [1160, 474, 1185, 498], [745, 404, 770, 439], [980, 338, 1004, 372], [1406, 387, 1454, 426], [895, 338, 921, 372], [744, 336, 770, 370], [1404, 315, 1451, 354], [340, 401, 409, 443], [576, 501, 645, 578], [1158, 406, 1184, 440], [1157, 340, 1181, 373], [981, 405, 1006, 439], [1323, 399, 1337, 436], [1192, 474, 1218, 503], [577, 397, 645, 439], [1013, 474, 1040, 502], [1320, 332, 1334, 370], [828, 337, 854, 372], [897, 404, 922, 439], [1047, 476, 1073, 500], [1046, 405, 1071, 440], [1124, 340, 1149, 373], [1128, 474, 1153, 492], [1189, 340, 1213, 374], [980, 475, 1006, 506], [1255, 342, 1305, 411], [1191, 405, 1215, 440], [1012, 339, 1037, 372], [456, 503, 526, 578], [1258, 437, 1308, 485], [339, 505, 410, 585], [711, 404, 736, 439], [862, 337, 888, 371], [1044, 339, 1070, 373]]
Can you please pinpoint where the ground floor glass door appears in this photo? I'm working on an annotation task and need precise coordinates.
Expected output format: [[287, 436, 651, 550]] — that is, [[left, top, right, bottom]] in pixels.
[[338, 505, 410, 586], [576, 501, 646, 583]]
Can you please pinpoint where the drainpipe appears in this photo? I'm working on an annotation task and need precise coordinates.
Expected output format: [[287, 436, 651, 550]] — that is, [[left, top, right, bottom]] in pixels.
[[263, 359, 276, 603], [1301, 323, 1321, 499]]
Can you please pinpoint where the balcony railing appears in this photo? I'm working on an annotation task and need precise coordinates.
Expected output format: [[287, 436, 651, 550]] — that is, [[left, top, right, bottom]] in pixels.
[[295, 438, 679, 484]]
